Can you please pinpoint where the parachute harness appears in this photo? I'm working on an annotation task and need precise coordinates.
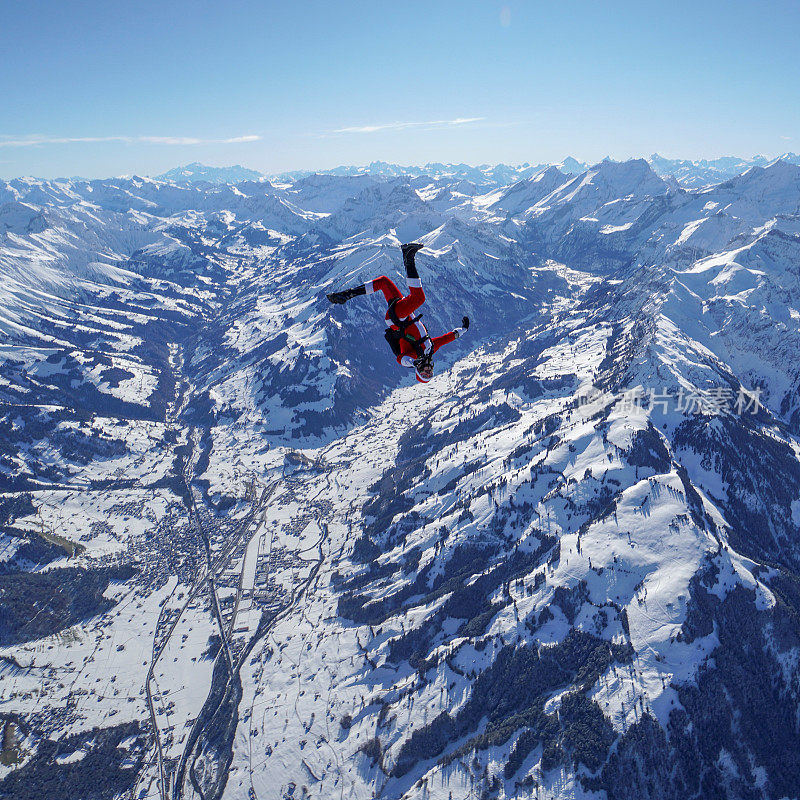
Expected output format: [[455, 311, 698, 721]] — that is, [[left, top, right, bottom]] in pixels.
[[385, 297, 430, 359]]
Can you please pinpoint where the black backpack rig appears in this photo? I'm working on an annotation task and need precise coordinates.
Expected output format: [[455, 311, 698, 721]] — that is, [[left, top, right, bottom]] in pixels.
[[383, 298, 430, 359]]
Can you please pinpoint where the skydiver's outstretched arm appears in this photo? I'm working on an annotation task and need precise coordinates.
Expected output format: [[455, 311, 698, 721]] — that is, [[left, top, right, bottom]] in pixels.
[[397, 324, 466, 368], [399, 317, 469, 366], [430, 316, 470, 355]]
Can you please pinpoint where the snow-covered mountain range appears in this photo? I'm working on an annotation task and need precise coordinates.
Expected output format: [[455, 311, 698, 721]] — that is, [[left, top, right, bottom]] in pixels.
[[267, 152, 800, 190], [143, 152, 800, 190], [2, 156, 800, 800]]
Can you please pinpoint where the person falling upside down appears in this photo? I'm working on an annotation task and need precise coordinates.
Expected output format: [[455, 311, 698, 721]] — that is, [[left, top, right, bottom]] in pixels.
[[326, 242, 469, 383]]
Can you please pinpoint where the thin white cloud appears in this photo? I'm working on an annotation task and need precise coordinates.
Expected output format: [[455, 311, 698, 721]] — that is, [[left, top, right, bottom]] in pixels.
[[219, 135, 261, 144], [333, 117, 484, 134], [0, 134, 261, 148]]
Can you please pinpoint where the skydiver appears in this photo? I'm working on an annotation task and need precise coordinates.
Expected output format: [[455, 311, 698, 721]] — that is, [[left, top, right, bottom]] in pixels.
[[326, 243, 469, 383]]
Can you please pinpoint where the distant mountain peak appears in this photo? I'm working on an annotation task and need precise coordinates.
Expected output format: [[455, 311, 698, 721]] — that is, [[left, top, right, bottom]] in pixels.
[[558, 156, 587, 174], [155, 162, 265, 185]]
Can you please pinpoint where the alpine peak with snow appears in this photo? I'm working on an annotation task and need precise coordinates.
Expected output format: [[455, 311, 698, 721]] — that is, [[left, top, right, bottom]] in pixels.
[[3, 154, 800, 800]]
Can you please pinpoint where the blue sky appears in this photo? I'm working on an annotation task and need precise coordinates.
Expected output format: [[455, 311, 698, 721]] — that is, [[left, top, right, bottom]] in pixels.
[[1, 0, 798, 178]]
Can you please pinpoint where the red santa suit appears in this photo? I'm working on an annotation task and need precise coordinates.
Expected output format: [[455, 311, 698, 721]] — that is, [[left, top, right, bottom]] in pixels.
[[365, 275, 466, 382]]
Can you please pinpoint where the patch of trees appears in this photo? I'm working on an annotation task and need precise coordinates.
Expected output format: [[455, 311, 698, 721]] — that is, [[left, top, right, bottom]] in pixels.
[[204, 634, 223, 660], [676, 560, 719, 644], [552, 581, 591, 625], [137, 325, 180, 420], [29, 353, 156, 421], [768, 569, 800, 650], [0, 721, 147, 800], [98, 366, 135, 388], [1, 404, 128, 472], [624, 424, 671, 473], [182, 389, 216, 427], [0, 494, 35, 531], [340, 542, 497, 629], [337, 558, 435, 627], [359, 737, 383, 769], [503, 692, 614, 779], [50, 428, 127, 465], [490, 362, 577, 401], [401, 543, 554, 666], [0, 564, 134, 646], [152, 441, 193, 508], [0, 536, 63, 574], [348, 537, 557, 669]]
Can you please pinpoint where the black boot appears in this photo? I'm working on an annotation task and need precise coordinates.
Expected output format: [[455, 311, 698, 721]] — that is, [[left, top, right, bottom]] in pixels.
[[327, 284, 366, 304], [401, 242, 423, 279]]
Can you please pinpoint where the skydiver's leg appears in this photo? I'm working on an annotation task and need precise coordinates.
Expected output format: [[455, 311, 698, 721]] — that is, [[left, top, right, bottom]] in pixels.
[[401, 242, 423, 280], [328, 275, 404, 308], [364, 275, 403, 305], [328, 243, 424, 312], [394, 287, 425, 318], [394, 243, 425, 318]]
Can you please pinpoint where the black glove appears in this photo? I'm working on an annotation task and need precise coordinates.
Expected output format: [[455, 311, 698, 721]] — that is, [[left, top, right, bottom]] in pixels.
[[462, 316, 470, 330]]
